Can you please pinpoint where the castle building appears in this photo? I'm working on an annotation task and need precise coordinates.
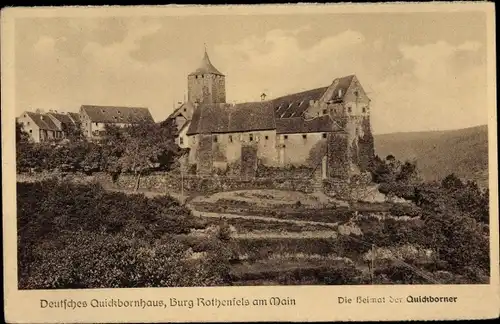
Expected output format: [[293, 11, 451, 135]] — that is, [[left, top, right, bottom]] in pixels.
[[171, 50, 375, 180]]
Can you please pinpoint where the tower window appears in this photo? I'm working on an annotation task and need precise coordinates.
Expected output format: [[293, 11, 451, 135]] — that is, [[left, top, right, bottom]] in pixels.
[[302, 134, 307, 139]]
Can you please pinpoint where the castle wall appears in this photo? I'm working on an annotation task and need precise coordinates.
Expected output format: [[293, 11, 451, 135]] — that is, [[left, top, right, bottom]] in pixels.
[[277, 132, 327, 167]]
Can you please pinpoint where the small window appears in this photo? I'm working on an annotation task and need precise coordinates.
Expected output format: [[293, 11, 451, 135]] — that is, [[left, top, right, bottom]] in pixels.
[[29, 130, 32, 133], [95, 122, 99, 126], [347, 107, 352, 113], [302, 134, 307, 139], [27, 121, 30, 125], [284, 135, 288, 140], [184, 108, 187, 112], [362, 107, 366, 113], [322, 109, 327, 115], [265, 135, 269, 140], [229, 135, 233, 143], [322, 133, 327, 139], [213, 135, 218, 143], [180, 137, 184, 145], [249, 134, 254, 142]]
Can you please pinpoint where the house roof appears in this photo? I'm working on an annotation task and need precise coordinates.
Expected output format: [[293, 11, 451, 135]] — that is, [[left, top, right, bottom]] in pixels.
[[188, 50, 224, 76], [81, 105, 154, 124], [47, 112, 73, 125], [273, 87, 328, 118], [25, 112, 60, 131], [186, 101, 276, 135], [276, 115, 343, 134], [67, 112, 81, 123]]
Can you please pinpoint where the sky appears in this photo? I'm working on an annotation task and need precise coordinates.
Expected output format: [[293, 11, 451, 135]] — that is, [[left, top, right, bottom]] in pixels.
[[14, 10, 489, 134]]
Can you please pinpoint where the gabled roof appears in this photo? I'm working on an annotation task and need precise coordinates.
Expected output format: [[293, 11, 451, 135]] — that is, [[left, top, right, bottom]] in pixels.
[[67, 112, 81, 123], [275, 115, 343, 134], [273, 87, 328, 118], [81, 105, 154, 124], [186, 74, 360, 135], [170, 102, 195, 119], [186, 101, 276, 135], [325, 75, 355, 103], [189, 50, 224, 76], [25, 112, 60, 131], [47, 112, 73, 125]]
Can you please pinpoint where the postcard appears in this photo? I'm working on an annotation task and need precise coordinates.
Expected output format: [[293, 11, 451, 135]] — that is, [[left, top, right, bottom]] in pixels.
[[2, 3, 498, 323]]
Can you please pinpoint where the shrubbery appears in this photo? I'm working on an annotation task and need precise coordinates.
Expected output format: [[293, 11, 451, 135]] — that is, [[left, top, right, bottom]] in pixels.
[[17, 179, 232, 289]]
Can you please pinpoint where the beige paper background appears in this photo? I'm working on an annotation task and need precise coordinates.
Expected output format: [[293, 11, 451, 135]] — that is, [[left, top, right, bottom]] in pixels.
[[2, 3, 498, 323]]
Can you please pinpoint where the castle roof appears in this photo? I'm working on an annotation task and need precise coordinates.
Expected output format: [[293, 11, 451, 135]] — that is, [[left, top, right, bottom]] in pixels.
[[186, 74, 361, 136], [275, 115, 342, 134], [189, 50, 224, 76], [326, 74, 356, 102], [186, 102, 276, 135], [274, 87, 328, 118], [81, 105, 154, 124]]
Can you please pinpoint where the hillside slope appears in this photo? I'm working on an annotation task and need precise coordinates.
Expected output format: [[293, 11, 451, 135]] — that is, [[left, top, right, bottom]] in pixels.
[[374, 125, 489, 187]]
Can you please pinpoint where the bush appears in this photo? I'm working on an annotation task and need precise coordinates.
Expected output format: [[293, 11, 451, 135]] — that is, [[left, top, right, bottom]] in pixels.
[[389, 203, 422, 217], [17, 180, 232, 289]]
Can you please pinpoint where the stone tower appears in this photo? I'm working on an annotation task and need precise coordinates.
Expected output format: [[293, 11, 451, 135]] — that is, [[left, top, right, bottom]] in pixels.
[[187, 49, 226, 104]]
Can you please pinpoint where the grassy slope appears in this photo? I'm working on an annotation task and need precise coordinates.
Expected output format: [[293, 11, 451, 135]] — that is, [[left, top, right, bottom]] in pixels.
[[374, 125, 489, 187]]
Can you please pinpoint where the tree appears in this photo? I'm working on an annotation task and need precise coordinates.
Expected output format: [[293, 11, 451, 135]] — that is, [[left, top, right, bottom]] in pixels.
[[61, 122, 84, 143], [100, 122, 183, 191]]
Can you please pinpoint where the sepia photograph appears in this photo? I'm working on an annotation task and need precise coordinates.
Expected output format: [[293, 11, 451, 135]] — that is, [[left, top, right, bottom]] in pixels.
[[2, 3, 498, 323]]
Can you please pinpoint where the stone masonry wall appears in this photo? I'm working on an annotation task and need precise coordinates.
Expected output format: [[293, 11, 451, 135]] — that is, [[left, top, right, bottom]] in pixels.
[[17, 171, 322, 195]]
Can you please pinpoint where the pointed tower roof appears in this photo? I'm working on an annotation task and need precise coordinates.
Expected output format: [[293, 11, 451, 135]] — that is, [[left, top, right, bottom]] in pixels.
[[189, 49, 224, 76]]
